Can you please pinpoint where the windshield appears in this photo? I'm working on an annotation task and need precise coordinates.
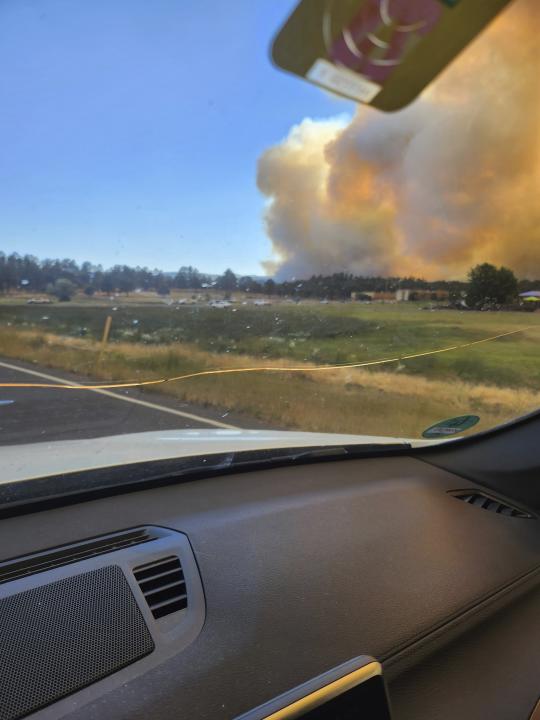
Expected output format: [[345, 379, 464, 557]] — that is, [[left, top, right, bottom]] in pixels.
[[0, 0, 538, 463]]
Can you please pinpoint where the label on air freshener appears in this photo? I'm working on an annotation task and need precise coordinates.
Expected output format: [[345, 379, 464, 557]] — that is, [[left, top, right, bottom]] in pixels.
[[306, 59, 382, 103]]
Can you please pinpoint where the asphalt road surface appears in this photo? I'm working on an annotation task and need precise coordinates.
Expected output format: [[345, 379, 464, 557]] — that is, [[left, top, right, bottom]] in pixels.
[[0, 358, 266, 446]]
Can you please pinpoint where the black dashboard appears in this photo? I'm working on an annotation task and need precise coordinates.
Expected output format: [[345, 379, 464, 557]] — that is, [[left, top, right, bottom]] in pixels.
[[1, 448, 539, 720]]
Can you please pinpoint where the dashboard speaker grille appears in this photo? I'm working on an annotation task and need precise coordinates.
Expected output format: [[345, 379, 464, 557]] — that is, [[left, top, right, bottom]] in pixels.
[[0, 565, 154, 720]]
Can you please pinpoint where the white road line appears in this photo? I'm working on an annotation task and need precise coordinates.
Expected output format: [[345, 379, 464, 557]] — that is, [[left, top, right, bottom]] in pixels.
[[0, 359, 240, 430]]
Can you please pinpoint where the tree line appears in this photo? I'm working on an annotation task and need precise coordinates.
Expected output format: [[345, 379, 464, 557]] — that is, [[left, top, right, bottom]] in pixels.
[[0, 252, 536, 306], [0, 254, 207, 296]]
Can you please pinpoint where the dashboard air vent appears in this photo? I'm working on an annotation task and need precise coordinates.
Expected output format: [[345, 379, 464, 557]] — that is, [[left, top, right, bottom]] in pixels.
[[134, 556, 187, 619], [452, 491, 534, 519], [0, 527, 160, 585]]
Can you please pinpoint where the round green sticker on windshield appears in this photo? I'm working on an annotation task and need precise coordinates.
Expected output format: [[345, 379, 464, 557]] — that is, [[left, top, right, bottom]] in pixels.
[[422, 415, 480, 439]]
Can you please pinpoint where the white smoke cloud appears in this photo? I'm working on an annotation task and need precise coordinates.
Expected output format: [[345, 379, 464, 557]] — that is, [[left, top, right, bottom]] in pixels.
[[258, 0, 540, 280]]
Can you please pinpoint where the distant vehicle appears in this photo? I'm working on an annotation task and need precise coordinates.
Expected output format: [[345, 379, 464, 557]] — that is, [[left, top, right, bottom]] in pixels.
[[26, 298, 52, 304], [253, 299, 271, 306], [209, 300, 232, 308]]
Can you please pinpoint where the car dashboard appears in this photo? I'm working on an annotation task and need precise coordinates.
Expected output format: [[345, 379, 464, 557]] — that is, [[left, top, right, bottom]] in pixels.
[[0, 453, 539, 720]]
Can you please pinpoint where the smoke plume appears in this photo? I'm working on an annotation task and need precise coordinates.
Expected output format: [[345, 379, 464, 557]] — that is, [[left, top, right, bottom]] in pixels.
[[258, 0, 540, 280]]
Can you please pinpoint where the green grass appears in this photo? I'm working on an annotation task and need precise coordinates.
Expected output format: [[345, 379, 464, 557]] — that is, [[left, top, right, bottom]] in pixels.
[[1, 300, 539, 391], [0, 325, 538, 439]]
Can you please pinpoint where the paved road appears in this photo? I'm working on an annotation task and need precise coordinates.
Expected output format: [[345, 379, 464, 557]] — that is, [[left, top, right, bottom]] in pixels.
[[0, 358, 266, 446]]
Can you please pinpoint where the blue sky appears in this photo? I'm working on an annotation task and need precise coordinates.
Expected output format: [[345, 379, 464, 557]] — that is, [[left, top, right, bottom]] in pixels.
[[0, 0, 353, 275]]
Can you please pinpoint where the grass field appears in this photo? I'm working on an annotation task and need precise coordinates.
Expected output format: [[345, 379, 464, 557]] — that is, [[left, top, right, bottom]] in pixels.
[[0, 297, 538, 438]]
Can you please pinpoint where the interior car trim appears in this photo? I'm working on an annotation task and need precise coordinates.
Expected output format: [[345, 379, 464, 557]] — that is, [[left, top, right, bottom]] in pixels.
[[265, 663, 381, 720], [235, 657, 387, 720]]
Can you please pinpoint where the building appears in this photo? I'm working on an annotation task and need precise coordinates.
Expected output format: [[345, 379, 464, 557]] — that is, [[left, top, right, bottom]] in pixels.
[[351, 288, 450, 302], [396, 289, 449, 302], [351, 291, 395, 301]]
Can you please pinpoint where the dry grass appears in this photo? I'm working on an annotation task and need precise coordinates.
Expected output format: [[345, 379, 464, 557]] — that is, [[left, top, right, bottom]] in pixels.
[[0, 326, 537, 438]]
